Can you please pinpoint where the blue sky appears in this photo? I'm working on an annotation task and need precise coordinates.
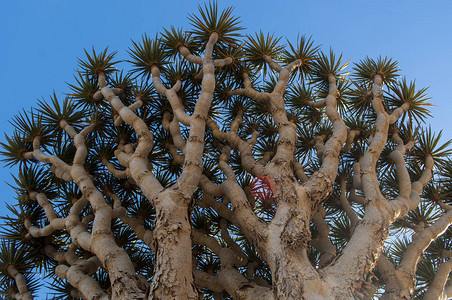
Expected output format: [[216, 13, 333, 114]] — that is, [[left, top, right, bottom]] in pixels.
[[1, 0, 452, 295]]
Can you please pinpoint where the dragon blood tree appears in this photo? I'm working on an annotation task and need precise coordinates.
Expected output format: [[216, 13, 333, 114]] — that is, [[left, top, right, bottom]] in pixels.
[[1, 3, 452, 300]]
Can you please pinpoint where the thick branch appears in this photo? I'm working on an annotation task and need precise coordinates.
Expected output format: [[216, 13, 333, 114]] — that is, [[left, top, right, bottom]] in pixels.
[[6, 265, 33, 300], [178, 45, 203, 65], [304, 74, 347, 201], [218, 266, 274, 299], [339, 179, 359, 228], [175, 33, 219, 199], [55, 264, 108, 300], [423, 260, 452, 300], [193, 270, 224, 293], [151, 70, 191, 125], [108, 191, 154, 248], [388, 102, 410, 124], [399, 210, 452, 277], [311, 207, 336, 267], [268, 60, 302, 163], [325, 75, 392, 287], [207, 117, 264, 176], [229, 72, 270, 102], [390, 155, 434, 219], [262, 54, 282, 72], [221, 179, 269, 253], [129, 135, 164, 203]]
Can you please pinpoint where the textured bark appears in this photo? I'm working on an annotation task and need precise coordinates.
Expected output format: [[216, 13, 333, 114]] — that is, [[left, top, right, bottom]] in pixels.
[[149, 190, 198, 299]]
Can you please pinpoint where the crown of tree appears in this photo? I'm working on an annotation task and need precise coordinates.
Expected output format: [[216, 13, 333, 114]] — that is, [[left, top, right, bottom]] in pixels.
[[1, 2, 451, 299]]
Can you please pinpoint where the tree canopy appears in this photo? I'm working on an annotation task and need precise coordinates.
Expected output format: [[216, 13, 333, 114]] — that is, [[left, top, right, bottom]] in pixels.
[[1, 2, 451, 299]]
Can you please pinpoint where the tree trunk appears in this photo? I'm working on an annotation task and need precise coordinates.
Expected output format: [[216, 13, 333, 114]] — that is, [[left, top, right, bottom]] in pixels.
[[263, 178, 363, 300], [149, 190, 198, 299], [268, 254, 360, 299]]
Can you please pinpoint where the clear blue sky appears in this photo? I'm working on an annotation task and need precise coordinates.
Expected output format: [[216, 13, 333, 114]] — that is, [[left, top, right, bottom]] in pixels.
[[1, 0, 452, 296]]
